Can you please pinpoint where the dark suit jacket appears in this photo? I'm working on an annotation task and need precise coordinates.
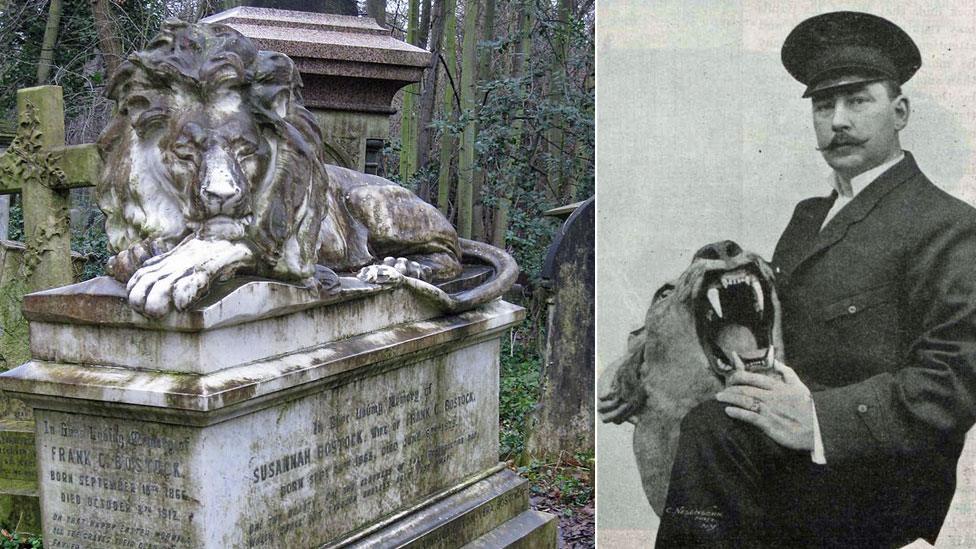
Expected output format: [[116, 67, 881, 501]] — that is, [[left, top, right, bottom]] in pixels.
[[772, 151, 976, 542]]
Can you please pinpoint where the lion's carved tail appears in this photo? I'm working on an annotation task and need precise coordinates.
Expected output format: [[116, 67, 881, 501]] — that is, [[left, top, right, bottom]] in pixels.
[[400, 238, 519, 313]]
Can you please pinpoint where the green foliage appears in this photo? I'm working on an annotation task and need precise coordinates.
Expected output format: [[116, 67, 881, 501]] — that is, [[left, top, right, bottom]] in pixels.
[[417, 0, 594, 281], [71, 209, 108, 280], [502, 190, 557, 285], [0, 528, 42, 549], [0, 0, 220, 143], [402, 161, 439, 196], [8, 198, 109, 280], [499, 320, 542, 460], [7, 200, 22, 242]]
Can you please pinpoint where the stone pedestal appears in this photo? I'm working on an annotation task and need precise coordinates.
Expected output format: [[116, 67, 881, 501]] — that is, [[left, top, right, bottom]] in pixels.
[[0, 276, 555, 547], [202, 7, 429, 173]]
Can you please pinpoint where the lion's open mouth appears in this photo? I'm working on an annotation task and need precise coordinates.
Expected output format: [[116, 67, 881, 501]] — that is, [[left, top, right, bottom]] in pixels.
[[695, 262, 775, 376]]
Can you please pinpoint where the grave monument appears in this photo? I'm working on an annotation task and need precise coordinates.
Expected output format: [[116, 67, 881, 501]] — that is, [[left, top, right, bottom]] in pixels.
[[0, 20, 555, 547]]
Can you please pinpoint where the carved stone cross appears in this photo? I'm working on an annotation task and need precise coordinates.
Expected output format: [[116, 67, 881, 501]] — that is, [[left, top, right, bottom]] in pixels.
[[0, 86, 99, 292]]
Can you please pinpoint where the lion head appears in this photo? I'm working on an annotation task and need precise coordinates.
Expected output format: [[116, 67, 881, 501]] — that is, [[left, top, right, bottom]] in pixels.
[[96, 19, 327, 283], [600, 240, 783, 422], [598, 240, 783, 514]]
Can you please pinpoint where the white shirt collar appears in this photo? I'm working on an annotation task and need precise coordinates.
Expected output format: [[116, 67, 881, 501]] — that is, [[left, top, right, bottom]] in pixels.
[[829, 151, 905, 198]]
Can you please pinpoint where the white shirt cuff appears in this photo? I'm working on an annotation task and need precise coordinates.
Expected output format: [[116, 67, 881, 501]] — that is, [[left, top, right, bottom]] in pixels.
[[811, 401, 826, 465]]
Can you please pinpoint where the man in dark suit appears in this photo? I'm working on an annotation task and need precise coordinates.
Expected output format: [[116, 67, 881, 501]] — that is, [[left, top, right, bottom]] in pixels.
[[655, 11, 976, 548]]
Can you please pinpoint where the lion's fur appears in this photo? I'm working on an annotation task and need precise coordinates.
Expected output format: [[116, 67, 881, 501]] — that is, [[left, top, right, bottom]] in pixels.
[[96, 20, 461, 287]]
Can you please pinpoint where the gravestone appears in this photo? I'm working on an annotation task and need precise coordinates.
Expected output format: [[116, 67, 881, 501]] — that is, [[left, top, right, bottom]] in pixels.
[[202, 7, 429, 174], [0, 242, 91, 533], [525, 197, 595, 459], [0, 21, 556, 548]]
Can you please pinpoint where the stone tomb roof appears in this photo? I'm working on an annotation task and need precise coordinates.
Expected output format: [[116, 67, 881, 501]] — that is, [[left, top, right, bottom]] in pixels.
[[202, 7, 430, 113]]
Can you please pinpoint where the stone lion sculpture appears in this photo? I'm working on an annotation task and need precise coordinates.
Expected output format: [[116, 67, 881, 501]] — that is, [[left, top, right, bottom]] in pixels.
[[598, 240, 783, 514], [96, 20, 515, 318]]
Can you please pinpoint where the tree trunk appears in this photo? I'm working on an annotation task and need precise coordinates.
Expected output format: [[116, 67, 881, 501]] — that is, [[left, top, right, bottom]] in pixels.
[[545, 0, 572, 204], [572, 71, 594, 202], [92, 0, 124, 79], [399, 0, 420, 184], [35, 0, 63, 84], [477, 0, 495, 81], [469, 0, 494, 242], [456, 0, 479, 238], [491, 0, 531, 249], [414, 0, 447, 201], [435, 0, 457, 216], [417, 0, 432, 48], [367, 0, 386, 27]]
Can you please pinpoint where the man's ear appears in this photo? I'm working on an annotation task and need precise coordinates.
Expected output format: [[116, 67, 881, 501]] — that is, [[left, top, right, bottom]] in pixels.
[[893, 95, 910, 131]]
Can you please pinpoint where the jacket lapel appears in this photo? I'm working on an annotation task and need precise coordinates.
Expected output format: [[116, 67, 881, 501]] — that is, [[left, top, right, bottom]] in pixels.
[[774, 194, 836, 275], [787, 152, 919, 273]]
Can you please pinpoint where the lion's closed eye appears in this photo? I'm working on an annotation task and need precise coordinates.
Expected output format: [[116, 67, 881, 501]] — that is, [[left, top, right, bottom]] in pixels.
[[133, 108, 169, 139]]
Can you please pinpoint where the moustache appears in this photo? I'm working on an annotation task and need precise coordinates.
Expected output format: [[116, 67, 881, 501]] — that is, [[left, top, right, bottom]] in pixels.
[[815, 135, 868, 152]]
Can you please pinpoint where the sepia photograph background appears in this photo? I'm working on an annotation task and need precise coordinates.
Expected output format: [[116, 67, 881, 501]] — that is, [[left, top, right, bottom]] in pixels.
[[596, 0, 976, 546]]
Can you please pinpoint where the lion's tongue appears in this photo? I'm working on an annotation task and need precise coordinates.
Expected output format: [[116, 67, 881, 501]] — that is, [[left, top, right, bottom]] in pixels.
[[714, 324, 766, 361]]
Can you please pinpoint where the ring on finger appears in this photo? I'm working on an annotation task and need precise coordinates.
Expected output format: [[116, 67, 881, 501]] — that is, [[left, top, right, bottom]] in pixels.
[[749, 396, 762, 413]]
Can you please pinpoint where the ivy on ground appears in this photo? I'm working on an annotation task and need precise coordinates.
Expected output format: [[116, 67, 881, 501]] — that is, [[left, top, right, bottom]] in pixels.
[[499, 319, 543, 461], [0, 528, 42, 549]]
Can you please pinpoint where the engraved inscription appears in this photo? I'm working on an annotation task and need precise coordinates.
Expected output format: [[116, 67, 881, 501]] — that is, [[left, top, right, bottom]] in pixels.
[[239, 342, 498, 547], [36, 412, 197, 548]]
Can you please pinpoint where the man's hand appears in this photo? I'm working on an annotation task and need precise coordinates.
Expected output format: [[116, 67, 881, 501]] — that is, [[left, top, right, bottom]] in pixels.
[[715, 353, 815, 451]]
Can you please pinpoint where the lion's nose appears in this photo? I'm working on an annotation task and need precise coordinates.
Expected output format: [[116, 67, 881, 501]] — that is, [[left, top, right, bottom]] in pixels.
[[200, 148, 243, 209], [694, 240, 743, 261], [202, 172, 241, 202]]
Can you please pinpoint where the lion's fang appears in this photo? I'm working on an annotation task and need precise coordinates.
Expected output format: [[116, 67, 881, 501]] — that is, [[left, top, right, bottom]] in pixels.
[[765, 345, 775, 368], [707, 287, 723, 318], [751, 279, 764, 313]]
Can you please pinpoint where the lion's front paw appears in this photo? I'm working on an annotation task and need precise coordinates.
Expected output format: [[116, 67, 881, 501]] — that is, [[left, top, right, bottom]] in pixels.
[[127, 239, 253, 318], [128, 256, 202, 318]]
